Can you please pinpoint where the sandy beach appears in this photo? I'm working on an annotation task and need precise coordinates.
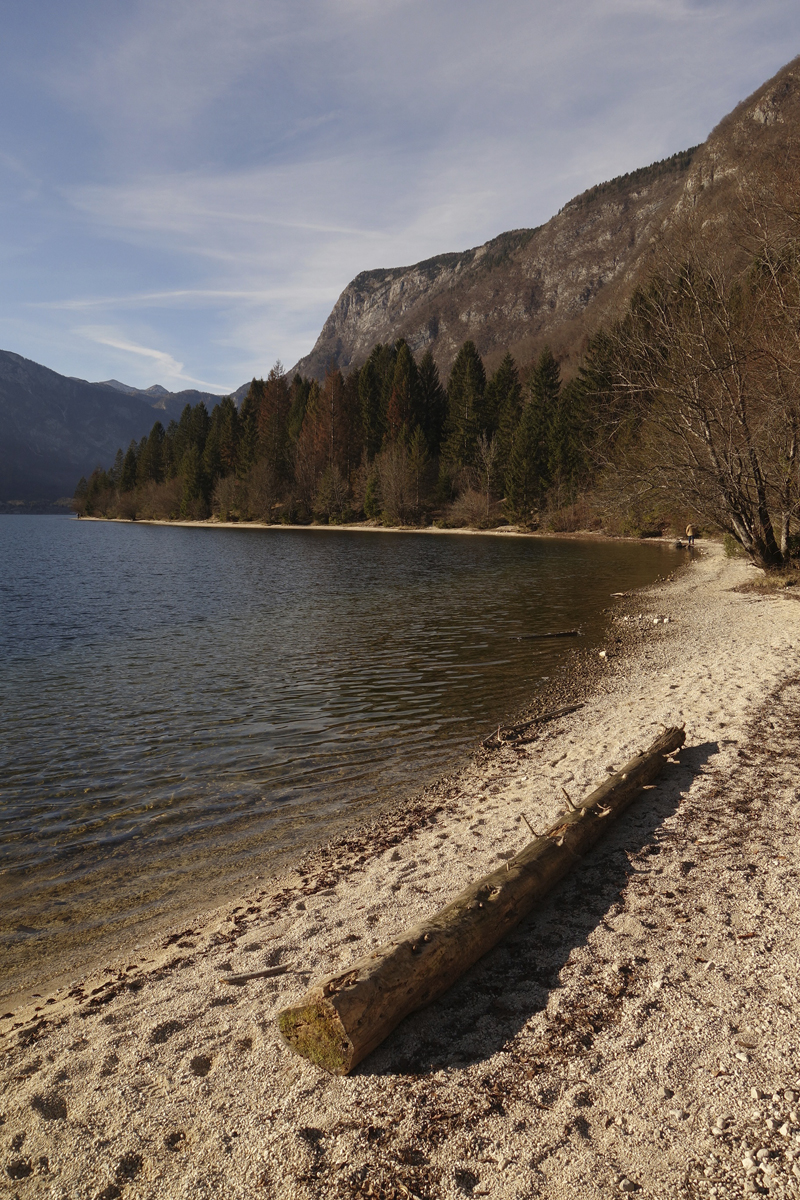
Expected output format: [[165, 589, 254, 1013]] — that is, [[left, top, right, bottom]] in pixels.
[[2, 542, 800, 1199]]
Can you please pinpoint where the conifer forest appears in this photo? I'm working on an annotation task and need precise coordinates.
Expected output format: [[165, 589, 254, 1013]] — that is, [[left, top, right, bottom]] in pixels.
[[75, 341, 598, 534]]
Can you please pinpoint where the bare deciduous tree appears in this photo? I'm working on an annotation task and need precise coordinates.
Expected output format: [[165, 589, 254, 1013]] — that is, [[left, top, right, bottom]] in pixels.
[[607, 209, 800, 568], [376, 444, 414, 524]]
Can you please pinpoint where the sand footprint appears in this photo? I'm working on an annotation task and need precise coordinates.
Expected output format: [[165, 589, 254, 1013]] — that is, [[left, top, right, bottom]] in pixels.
[[99, 1053, 118, 1078], [148, 1017, 193, 1050], [189, 1054, 212, 1077], [31, 1092, 67, 1120]]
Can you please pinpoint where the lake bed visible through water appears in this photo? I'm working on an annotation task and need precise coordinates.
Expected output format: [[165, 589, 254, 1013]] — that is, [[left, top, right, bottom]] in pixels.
[[0, 518, 679, 1000]]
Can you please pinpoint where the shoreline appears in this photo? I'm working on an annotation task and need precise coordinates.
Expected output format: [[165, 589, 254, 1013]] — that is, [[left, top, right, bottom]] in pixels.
[[77, 512, 694, 548], [3, 544, 800, 1198]]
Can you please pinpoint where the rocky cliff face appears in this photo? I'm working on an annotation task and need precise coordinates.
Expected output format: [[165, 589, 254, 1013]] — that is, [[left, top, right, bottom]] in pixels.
[[294, 57, 800, 381]]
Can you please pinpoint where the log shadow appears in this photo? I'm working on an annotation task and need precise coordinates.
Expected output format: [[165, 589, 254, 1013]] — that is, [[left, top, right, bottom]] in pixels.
[[356, 741, 719, 1078]]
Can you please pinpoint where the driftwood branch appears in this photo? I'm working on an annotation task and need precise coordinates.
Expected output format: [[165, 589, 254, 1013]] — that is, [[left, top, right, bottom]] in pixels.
[[513, 630, 579, 640], [482, 703, 584, 749], [277, 726, 685, 1074]]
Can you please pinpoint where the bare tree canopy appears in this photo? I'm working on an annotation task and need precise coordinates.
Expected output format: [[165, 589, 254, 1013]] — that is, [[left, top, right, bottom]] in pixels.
[[602, 154, 800, 569]]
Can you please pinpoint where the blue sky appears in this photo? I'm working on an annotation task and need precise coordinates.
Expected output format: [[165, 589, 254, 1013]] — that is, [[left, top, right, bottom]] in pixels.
[[1, 1, 798, 394]]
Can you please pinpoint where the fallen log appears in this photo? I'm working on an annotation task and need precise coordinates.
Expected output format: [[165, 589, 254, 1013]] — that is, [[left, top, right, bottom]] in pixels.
[[277, 725, 685, 1074]]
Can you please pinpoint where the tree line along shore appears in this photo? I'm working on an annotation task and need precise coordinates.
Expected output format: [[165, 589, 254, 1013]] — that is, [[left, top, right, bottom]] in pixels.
[[75, 150, 800, 572], [74, 342, 601, 536]]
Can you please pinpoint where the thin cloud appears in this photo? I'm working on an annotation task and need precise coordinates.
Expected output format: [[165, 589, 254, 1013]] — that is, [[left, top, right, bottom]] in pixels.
[[76, 326, 227, 391], [34, 286, 333, 311]]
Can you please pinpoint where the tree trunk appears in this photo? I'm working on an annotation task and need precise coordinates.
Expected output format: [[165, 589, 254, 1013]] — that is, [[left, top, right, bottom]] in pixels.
[[781, 511, 791, 559], [277, 726, 685, 1075]]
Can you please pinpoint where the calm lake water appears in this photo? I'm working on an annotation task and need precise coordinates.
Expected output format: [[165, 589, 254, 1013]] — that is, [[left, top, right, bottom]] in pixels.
[[0, 517, 678, 998]]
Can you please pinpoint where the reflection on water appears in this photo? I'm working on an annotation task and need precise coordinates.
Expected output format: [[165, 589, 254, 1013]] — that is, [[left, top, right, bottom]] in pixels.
[[0, 518, 677, 996]]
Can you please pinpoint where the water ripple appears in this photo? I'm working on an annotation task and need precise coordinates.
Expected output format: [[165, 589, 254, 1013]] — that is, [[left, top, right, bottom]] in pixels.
[[0, 518, 676, 995]]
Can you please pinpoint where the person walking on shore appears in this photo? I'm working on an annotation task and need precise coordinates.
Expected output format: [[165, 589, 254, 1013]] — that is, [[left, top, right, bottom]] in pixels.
[[686, 522, 695, 547]]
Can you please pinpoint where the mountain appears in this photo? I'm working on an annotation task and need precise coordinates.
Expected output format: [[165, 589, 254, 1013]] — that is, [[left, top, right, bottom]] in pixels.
[[101, 376, 253, 414], [99, 379, 171, 398], [96, 378, 228, 422], [0, 352, 232, 503], [232, 381, 252, 405], [293, 57, 800, 381]]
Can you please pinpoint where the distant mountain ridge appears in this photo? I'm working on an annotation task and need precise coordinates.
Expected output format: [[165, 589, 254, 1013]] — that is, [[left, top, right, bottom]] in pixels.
[[293, 57, 800, 380], [99, 377, 253, 412], [99, 379, 171, 397], [0, 351, 242, 503], [93, 377, 227, 422]]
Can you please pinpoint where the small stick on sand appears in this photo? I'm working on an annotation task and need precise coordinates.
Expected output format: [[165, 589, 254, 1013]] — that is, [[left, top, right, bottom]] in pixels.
[[561, 787, 578, 811], [521, 813, 541, 838]]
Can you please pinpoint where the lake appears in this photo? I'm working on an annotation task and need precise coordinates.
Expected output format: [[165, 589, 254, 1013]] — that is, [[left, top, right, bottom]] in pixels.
[[0, 517, 678, 1000]]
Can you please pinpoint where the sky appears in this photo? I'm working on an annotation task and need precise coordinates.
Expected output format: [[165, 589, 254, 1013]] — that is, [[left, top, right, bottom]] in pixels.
[[1, 1, 799, 394]]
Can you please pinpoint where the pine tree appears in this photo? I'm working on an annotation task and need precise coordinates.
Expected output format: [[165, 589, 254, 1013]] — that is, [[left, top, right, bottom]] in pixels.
[[84, 469, 111, 516], [359, 350, 386, 459], [238, 384, 259, 473], [442, 341, 487, 474], [341, 369, 363, 479], [120, 442, 138, 492], [72, 476, 88, 514], [486, 353, 523, 492], [385, 340, 419, 442], [189, 402, 210, 453], [173, 402, 209, 468], [287, 374, 311, 444], [137, 422, 165, 485], [547, 379, 589, 504], [533, 345, 560, 399], [162, 420, 180, 478], [180, 445, 206, 517], [377, 342, 399, 425], [174, 405, 193, 461], [294, 380, 324, 511], [110, 448, 124, 489], [202, 422, 222, 485], [215, 395, 241, 476], [506, 401, 546, 523], [505, 345, 561, 511], [134, 436, 147, 485], [529, 346, 561, 444], [256, 366, 291, 488], [416, 349, 447, 455]]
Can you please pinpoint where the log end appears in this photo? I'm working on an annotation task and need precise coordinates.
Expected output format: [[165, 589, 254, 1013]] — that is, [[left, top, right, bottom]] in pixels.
[[277, 998, 355, 1076]]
